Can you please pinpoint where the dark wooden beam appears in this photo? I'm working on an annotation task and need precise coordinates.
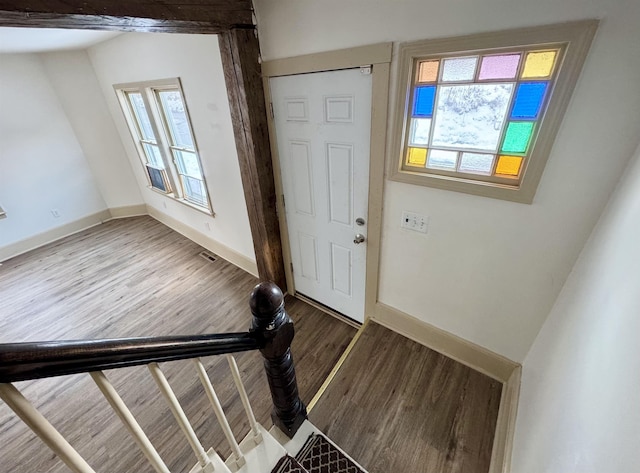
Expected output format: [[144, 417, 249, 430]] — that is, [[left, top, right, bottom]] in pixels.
[[0, 0, 253, 32], [218, 28, 287, 290]]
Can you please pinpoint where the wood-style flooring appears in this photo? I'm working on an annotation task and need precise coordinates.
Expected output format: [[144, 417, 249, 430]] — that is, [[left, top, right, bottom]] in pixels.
[[0, 216, 502, 473], [0, 216, 356, 473], [310, 322, 503, 473]]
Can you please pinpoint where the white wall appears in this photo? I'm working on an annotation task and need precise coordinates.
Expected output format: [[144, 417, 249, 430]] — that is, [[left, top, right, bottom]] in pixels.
[[40, 50, 143, 209], [511, 141, 640, 472], [0, 54, 107, 248], [88, 33, 256, 263], [254, 0, 640, 361]]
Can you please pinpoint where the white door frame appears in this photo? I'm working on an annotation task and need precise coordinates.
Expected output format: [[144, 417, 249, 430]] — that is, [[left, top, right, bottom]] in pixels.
[[262, 43, 391, 322]]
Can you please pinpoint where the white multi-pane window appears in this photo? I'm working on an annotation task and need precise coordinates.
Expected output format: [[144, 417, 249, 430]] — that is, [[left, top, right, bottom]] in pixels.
[[390, 21, 597, 203], [116, 79, 211, 212]]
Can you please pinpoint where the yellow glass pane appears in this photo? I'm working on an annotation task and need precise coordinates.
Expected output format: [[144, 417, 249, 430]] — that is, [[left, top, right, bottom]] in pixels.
[[407, 147, 427, 166], [522, 51, 557, 78], [418, 60, 439, 82], [495, 155, 523, 176]]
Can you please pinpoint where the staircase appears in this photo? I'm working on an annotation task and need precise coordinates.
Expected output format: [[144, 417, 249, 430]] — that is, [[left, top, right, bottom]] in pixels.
[[270, 421, 366, 473], [0, 282, 368, 473], [198, 418, 366, 473]]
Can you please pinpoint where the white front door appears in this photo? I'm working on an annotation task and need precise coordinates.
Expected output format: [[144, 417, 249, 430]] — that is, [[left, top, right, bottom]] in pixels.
[[270, 68, 372, 323]]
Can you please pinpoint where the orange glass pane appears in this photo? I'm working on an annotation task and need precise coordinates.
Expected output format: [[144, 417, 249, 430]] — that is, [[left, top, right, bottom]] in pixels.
[[495, 155, 523, 176], [522, 51, 557, 78], [418, 60, 439, 82], [407, 147, 427, 166]]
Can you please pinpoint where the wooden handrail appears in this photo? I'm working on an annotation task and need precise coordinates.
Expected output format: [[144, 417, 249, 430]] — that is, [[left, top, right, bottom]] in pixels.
[[0, 332, 259, 383], [0, 281, 307, 438]]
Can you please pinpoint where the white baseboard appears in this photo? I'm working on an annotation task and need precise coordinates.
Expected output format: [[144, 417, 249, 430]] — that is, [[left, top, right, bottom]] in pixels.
[[0, 209, 111, 262], [372, 302, 518, 381], [108, 204, 148, 219], [146, 205, 259, 277], [0, 205, 258, 277], [490, 365, 521, 473]]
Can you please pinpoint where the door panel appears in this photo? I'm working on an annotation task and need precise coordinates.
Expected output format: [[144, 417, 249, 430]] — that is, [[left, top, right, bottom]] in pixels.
[[271, 68, 371, 322]]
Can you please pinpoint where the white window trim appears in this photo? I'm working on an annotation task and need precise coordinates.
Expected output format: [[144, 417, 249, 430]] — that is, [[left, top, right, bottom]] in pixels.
[[114, 78, 214, 215], [389, 20, 598, 203]]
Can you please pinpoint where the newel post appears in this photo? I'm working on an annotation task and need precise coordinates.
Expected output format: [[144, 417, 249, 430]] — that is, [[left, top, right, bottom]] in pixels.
[[250, 282, 307, 437]]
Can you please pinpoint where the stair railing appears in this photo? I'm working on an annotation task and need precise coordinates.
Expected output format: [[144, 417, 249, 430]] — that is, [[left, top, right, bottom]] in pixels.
[[0, 281, 307, 473]]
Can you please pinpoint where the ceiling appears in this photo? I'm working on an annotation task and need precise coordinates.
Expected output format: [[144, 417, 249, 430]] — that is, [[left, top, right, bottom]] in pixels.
[[0, 27, 122, 54]]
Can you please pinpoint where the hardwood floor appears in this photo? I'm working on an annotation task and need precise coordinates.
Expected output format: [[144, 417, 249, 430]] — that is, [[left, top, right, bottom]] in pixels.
[[0, 216, 502, 473], [0, 216, 356, 473], [309, 322, 503, 473]]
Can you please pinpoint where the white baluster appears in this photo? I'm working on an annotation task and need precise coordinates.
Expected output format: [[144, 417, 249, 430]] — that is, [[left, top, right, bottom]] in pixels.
[[193, 359, 245, 469], [90, 371, 170, 473], [147, 363, 214, 473], [226, 355, 262, 444], [0, 383, 96, 473]]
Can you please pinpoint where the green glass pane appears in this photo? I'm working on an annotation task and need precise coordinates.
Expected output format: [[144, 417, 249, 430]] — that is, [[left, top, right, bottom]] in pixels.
[[501, 122, 534, 153]]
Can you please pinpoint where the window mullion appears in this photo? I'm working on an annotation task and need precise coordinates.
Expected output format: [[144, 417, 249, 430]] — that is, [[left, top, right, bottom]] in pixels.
[[141, 87, 181, 198]]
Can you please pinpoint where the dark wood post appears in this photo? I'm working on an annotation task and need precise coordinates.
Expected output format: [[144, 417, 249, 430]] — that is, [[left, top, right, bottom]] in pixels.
[[218, 28, 287, 291], [249, 282, 307, 437]]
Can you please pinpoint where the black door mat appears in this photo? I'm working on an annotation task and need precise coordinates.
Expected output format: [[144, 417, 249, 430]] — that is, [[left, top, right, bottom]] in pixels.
[[272, 455, 308, 473], [296, 433, 364, 473]]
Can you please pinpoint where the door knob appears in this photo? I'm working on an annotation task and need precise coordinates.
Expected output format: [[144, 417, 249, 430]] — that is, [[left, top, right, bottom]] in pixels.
[[354, 234, 366, 244]]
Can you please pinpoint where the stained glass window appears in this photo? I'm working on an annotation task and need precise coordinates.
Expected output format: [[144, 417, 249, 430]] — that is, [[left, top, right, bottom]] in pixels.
[[404, 46, 560, 182], [393, 21, 597, 202]]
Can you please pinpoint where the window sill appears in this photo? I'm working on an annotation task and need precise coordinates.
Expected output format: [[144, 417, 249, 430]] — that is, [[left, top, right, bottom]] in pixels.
[[147, 186, 215, 216], [388, 167, 533, 204]]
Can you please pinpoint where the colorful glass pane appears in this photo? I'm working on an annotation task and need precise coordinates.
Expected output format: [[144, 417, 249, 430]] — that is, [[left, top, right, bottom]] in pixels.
[[478, 54, 521, 80], [409, 118, 432, 146], [495, 155, 523, 176], [501, 122, 534, 153], [418, 60, 439, 82], [431, 84, 513, 152], [427, 149, 458, 169], [522, 51, 557, 78], [459, 153, 494, 175], [511, 82, 548, 119], [441, 56, 478, 82], [407, 147, 427, 166], [413, 86, 436, 117]]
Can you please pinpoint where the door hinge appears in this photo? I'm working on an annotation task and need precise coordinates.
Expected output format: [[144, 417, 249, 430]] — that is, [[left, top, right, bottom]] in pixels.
[[281, 194, 286, 208], [290, 262, 294, 274], [360, 65, 372, 75], [269, 102, 274, 119]]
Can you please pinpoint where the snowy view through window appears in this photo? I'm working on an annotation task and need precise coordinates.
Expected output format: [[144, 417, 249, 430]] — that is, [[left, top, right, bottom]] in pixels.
[[432, 84, 513, 151], [118, 82, 210, 209]]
